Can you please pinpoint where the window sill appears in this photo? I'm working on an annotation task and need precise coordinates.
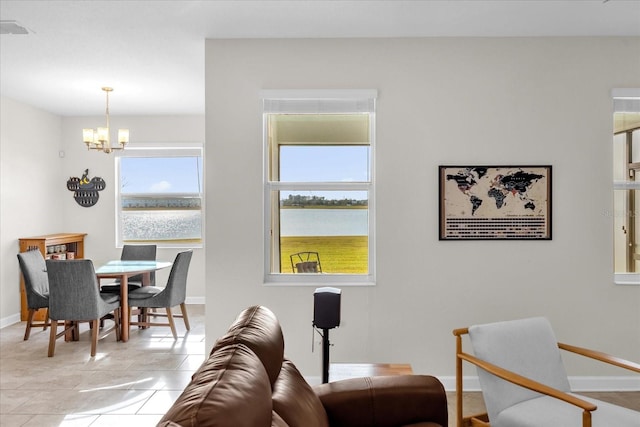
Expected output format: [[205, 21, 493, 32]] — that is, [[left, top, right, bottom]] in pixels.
[[614, 273, 640, 286], [119, 242, 203, 250], [264, 273, 375, 287]]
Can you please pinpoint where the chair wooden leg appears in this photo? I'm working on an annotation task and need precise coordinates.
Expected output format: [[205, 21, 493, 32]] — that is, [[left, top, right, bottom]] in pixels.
[[166, 307, 177, 339], [48, 320, 58, 357], [140, 307, 148, 328], [180, 303, 190, 331], [90, 319, 99, 357], [24, 309, 35, 340], [114, 308, 121, 341], [43, 308, 50, 331], [127, 304, 132, 337], [73, 321, 80, 341]]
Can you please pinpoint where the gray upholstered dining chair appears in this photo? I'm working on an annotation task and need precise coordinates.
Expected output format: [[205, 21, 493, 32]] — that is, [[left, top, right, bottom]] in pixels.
[[127, 250, 192, 339], [17, 250, 61, 340], [454, 317, 640, 427], [46, 259, 121, 357], [100, 244, 157, 293]]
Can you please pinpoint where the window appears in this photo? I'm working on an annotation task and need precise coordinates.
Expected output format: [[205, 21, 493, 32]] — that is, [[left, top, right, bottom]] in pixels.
[[262, 90, 377, 284], [612, 89, 640, 285], [116, 143, 203, 248]]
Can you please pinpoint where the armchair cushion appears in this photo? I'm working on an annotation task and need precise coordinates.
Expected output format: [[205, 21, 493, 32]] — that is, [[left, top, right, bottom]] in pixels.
[[496, 393, 640, 427], [459, 317, 640, 427], [468, 317, 571, 421]]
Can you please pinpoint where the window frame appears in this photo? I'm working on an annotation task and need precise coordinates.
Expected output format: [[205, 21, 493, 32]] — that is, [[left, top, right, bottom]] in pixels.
[[262, 90, 377, 286], [115, 142, 204, 249], [612, 88, 640, 285]]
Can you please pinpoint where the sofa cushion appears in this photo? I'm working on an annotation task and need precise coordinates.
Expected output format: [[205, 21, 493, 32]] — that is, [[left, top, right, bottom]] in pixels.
[[272, 359, 330, 427], [212, 305, 285, 386], [271, 411, 290, 427], [158, 343, 273, 427]]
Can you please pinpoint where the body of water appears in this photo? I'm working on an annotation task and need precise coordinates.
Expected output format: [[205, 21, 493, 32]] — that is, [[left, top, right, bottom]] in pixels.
[[122, 210, 202, 240], [280, 208, 368, 236], [121, 208, 367, 240]]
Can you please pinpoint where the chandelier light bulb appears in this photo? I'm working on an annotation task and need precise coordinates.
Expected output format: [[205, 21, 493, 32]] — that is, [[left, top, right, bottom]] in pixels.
[[83, 87, 129, 153]]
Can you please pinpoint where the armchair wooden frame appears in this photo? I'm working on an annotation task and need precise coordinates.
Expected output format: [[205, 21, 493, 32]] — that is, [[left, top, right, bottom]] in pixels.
[[453, 327, 640, 427]]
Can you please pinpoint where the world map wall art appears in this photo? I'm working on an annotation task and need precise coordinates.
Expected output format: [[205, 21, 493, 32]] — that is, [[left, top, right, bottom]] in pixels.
[[439, 165, 552, 240]]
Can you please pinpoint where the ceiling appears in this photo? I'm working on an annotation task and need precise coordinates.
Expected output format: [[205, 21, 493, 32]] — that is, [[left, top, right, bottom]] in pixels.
[[1, 0, 639, 117]]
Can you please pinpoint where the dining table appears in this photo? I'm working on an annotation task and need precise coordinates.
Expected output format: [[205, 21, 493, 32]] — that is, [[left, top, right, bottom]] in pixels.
[[95, 260, 172, 342]]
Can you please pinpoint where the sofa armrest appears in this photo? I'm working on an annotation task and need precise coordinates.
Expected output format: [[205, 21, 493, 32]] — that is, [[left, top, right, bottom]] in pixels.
[[313, 375, 447, 427]]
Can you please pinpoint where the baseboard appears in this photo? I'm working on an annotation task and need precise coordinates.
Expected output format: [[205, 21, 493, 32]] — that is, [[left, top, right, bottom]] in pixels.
[[0, 313, 20, 329], [567, 376, 640, 391], [438, 376, 480, 391], [308, 374, 639, 391], [185, 297, 205, 305], [437, 375, 640, 392]]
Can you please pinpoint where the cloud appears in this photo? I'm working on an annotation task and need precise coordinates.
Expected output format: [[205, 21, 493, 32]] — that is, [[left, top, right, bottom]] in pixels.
[[149, 180, 172, 192]]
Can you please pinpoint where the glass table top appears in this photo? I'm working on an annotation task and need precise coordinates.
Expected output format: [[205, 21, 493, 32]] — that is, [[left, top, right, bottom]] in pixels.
[[95, 260, 172, 275]]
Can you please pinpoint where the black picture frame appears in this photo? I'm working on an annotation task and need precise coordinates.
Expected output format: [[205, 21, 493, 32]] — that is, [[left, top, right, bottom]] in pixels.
[[439, 165, 552, 240]]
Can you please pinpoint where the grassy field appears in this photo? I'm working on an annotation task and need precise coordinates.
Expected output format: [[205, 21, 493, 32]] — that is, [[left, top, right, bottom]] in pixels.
[[280, 235, 368, 273]]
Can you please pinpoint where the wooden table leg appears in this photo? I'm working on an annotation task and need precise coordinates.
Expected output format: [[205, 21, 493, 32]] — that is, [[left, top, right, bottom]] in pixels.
[[120, 275, 129, 342]]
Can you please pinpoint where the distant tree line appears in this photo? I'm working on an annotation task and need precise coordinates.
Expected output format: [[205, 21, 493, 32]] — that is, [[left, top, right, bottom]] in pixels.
[[281, 194, 368, 207], [122, 196, 201, 209]]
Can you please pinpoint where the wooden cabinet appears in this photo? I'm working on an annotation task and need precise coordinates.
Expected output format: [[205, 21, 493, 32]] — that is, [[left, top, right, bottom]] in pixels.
[[18, 233, 87, 321]]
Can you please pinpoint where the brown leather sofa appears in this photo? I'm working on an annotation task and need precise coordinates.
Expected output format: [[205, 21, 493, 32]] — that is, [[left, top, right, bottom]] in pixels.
[[158, 305, 447, 427]]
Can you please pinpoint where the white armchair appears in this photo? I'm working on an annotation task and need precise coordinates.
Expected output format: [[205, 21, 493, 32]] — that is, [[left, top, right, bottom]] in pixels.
[[453, 317, 640, 427]]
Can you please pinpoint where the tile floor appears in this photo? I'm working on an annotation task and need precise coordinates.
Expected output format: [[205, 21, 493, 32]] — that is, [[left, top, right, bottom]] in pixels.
[[1, 305, 206, 426], [2, 305, 638, 427]]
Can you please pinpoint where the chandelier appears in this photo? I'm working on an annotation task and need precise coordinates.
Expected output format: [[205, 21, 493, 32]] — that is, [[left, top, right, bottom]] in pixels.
[[83, 87, 129, 153]]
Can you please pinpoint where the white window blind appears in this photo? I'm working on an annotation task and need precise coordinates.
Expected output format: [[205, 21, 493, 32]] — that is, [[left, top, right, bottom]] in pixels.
[[261, 90, 377, 114], [613, 88, 640, 113]]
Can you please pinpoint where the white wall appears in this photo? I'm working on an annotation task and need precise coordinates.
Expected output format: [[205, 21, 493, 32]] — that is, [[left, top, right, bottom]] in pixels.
[[0, 97, 63, 325], [204, 37, 640, 385], [0, 104, 206, 325]]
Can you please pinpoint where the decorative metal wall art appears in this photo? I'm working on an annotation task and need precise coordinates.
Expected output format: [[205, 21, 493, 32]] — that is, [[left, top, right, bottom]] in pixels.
[[67, 169, 106, 207]]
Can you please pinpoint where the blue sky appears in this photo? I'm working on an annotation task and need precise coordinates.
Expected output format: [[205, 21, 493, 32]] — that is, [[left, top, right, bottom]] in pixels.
[[279, 146, 369, 201], [279, 146, 369, 182], [120, 146, 368, 199], [120, 157, 203, 194]]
